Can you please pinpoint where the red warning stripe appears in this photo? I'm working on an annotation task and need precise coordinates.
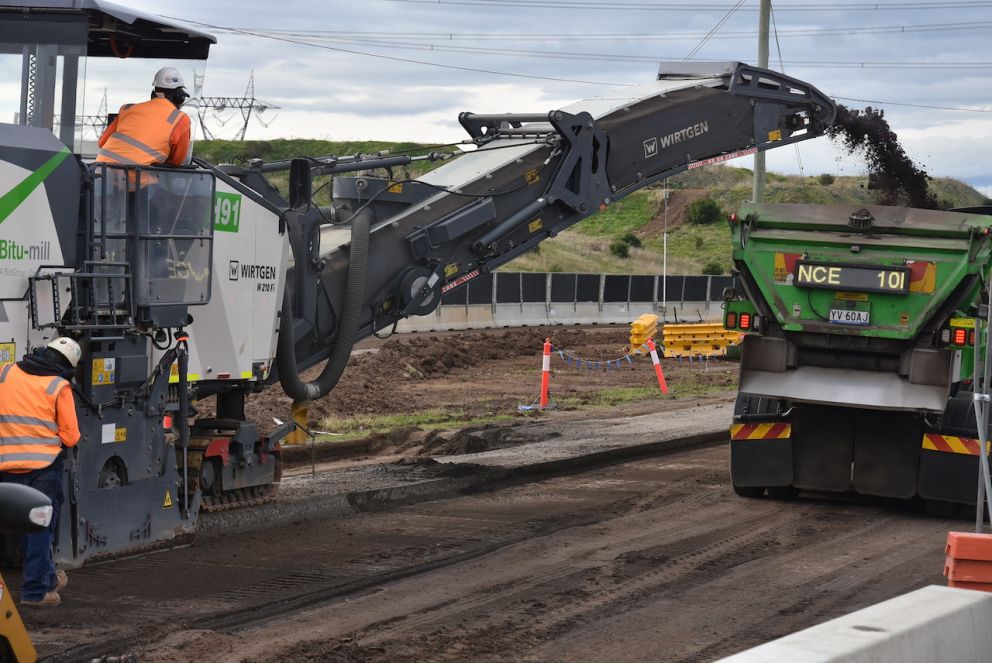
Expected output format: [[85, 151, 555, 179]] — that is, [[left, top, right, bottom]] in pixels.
[[730, 422, 791, 440], [923, 433, 983, 456]]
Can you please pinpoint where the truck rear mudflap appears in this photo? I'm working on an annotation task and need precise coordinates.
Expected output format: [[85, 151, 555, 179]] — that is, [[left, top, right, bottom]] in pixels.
[[918, 390, 992, 505], [731, 398, 923, 500]]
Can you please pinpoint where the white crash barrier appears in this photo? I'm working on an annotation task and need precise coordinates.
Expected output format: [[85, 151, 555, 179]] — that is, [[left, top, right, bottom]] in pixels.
[[716, 585, 992, 663]]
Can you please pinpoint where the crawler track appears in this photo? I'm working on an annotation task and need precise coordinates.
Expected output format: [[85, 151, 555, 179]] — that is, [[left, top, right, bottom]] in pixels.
[[24, 441, 955, 663]]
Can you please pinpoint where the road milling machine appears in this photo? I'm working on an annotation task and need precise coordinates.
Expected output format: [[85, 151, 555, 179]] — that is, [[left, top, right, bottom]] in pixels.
[[0, 1, 835, 566], [724, 203, 992, 509]]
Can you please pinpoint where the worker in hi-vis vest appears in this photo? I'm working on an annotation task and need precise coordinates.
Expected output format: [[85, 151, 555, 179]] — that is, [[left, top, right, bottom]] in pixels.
[[96, 66, 192, 167], [0, 338, 81, 607]]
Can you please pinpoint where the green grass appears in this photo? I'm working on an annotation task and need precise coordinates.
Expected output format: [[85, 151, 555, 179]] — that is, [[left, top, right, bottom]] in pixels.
[[316, 408, 514, 441], [510, 170, 990, 275], [574, 190, 663, 237], [665, 376, 737, 398], [548, 380, 734, 411], [194, 139, 442, 166], [505, 233, 665, 274], [194, 138, 452, 205]]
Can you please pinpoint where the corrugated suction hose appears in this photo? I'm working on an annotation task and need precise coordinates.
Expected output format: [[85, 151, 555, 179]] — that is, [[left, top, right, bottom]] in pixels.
[[276, 209, 370, 401]]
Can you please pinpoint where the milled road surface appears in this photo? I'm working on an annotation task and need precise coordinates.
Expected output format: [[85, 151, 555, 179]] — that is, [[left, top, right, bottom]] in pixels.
[[25, 442, 956, 662]]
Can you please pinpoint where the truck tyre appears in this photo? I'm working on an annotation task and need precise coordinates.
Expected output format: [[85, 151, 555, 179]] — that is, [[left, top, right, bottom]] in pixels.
[[732, 484, 766, 498], [766, 486, 800, 499]]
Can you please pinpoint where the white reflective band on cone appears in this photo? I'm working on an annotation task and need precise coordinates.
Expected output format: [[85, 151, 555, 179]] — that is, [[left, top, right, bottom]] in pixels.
[[542, 355, 551, 371]]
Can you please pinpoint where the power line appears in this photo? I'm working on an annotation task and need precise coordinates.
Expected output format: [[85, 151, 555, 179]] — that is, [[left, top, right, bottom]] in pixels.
[[168, 19, 992, 113], [168, 17, 627, 87], [227, 21, 992, 41], [684, 0, 747, 60], [831, 96, 992, 113], [203, 28, 992, 69], [386, 0, 992, 11], [765, 2, 805, 179]]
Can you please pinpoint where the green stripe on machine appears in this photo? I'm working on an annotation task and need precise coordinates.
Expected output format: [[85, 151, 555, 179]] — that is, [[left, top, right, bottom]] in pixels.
[[0, 147, 72, 225]]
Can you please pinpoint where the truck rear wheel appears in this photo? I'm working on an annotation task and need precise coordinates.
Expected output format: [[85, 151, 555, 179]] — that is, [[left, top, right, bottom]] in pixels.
[[766, 486, 800, 499], [732, 484, 766, 498]]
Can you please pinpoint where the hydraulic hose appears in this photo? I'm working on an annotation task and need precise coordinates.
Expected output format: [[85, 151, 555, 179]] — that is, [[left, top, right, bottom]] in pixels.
[[276, 209, 371, 401]]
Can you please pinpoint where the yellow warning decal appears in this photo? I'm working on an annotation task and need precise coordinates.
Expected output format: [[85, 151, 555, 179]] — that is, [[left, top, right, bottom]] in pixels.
[[834, 292, 869, 302], [524, 169, 541, 185], [91, 358, 116, 386], [950, 317, 976, 329], [387, 183, 404, 194], [768, 129, 782, 141], [168, 364, 201, 384], [0, 342, 14, 364], [444, 263, 459, 278], [528, 218, 543, 234], [115, 427, 126, 442], [163, 489, 174, 509]]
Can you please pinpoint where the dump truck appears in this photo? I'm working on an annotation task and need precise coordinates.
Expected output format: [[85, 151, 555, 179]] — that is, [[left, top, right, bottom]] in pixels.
[[724, 202, 992, 508]]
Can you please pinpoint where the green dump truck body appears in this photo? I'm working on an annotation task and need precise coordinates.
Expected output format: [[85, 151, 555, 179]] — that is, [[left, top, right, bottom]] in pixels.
[[725, 203, 992, 504], [730, 203, 992, 341]]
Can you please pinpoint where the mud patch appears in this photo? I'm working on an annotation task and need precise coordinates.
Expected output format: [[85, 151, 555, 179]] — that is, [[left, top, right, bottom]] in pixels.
[[124, 629, 240, 663], [245, 327, 705, 435]]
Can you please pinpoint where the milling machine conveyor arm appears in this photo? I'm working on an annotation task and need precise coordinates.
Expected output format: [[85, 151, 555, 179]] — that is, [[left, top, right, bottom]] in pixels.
[[274, 61, 836, 399]]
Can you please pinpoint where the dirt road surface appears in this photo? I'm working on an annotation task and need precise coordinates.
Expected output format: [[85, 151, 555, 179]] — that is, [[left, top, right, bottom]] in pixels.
[[10, 328, 957, 661], [28, 437, 955, 662]]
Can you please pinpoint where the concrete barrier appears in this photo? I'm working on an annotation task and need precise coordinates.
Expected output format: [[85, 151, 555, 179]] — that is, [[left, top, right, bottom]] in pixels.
[[392, 272, 728, 333], [716, 585, 992, 663]]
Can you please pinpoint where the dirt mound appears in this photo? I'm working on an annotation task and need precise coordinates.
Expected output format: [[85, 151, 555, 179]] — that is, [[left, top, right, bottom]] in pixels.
[[637, 189, 708, 238], [246, 327, 629, 431]]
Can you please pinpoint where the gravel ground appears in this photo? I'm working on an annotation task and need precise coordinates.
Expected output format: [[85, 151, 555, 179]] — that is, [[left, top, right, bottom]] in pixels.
[[19, 398, 958, 662]]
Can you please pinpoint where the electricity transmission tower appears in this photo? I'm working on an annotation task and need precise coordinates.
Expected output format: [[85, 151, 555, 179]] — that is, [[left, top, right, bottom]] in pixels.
[[51, 88, 108, 141], [76, 88, 109, 139], [191, 72, 279, 140]]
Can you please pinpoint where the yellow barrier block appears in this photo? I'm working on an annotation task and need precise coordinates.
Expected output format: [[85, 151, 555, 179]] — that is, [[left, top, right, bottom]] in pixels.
[[630, 313, 658, 353], [662, 322, 741, 358]]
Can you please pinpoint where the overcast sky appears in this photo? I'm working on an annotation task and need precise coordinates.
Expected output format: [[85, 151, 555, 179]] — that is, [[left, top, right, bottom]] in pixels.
[[82, 0, 992, 196]]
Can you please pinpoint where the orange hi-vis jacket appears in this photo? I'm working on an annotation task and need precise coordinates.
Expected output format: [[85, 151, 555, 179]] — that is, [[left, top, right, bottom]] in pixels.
[[0, 363, 80, 473], [96, 97, 191, 167]]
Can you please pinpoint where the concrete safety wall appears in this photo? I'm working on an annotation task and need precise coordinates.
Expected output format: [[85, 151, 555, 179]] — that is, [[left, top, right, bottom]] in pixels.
[[395, 272, 732, 333], [717, 585, 992, 663]]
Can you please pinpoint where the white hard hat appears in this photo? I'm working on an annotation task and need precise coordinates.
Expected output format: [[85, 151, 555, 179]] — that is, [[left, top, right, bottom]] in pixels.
[[47, 337, 81, 368], [153, 67, 186, 90]]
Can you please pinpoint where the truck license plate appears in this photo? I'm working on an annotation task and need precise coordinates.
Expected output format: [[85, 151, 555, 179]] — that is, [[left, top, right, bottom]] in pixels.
[[829, 308, 870, 325]]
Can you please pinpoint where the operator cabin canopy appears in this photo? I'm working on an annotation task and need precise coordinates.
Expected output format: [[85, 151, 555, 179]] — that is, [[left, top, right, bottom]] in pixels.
[[0, 0, 216, 149]]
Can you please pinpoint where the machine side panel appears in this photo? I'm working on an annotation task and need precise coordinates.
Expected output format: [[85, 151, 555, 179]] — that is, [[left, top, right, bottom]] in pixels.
[[176, 179, 287, 383]]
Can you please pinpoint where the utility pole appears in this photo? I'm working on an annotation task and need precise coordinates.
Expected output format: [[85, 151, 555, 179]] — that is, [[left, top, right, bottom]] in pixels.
[[752, 0, 771, 203], [662, 184, 669, 321]]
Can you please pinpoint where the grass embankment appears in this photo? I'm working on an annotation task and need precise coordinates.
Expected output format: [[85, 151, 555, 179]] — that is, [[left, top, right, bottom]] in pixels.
[[193, 139, 990, 275], [511, 168, 989, 275]]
